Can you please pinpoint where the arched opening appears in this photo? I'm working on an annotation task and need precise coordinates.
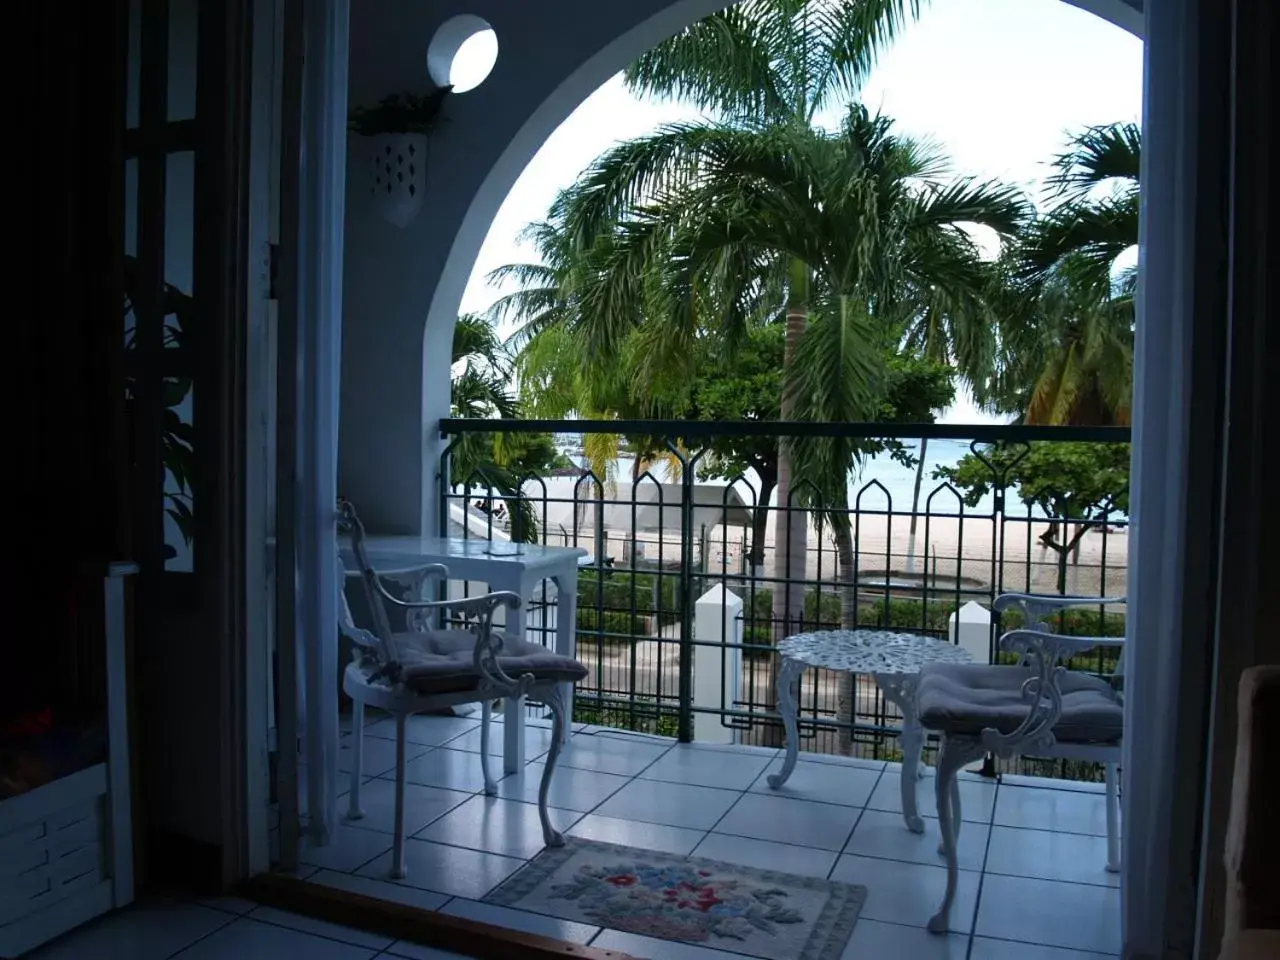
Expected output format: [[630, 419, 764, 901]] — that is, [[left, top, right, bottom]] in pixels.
[[329, 3, 1248, 956]]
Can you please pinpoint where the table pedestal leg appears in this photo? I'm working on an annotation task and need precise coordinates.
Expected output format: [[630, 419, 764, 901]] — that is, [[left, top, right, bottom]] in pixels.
[[552, 572, 578, 746], [767, 658, 805, 790], [877, 673, 925, 833]]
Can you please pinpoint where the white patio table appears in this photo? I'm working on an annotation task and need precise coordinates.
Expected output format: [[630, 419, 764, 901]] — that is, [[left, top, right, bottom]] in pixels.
[[342, 536, 586, 773], [768, 629, 972, 832]]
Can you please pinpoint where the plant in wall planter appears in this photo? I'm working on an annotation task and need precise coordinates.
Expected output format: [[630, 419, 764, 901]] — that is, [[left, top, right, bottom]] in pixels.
[[349, 87, 452, 228]]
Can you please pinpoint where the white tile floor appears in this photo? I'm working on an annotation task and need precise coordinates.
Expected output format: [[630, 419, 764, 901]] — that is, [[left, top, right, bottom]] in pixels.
[[29, 713, 1122, 960]]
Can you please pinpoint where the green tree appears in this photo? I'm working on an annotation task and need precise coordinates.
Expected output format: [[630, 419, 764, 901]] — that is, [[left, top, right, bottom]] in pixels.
[[995, 257, 1134, 426], [1018, 122, 1140, 293], [496, 2, 1022, 750], [449, 314, 547, 542], [896, 240, 999, 567], [563, 0, 1021, 646], [556, 108, 1024, 646], [935, 441, 1130, 592], [994, 123, 1140, 426]]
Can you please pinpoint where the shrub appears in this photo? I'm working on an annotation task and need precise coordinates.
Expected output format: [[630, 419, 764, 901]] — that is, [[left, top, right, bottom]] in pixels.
[[856, 597, 958, 633], [997, 607, 1125, 674], [576, 606, 647, 641], [578, 569, 681, 626]]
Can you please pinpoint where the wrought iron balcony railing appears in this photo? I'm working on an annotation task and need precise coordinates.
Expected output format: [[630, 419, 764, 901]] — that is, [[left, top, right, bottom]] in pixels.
[[438, 419, 1130, 781]]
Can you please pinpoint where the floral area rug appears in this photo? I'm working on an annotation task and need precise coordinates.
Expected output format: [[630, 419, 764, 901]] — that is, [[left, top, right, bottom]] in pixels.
[[483, 839, 866, 960]]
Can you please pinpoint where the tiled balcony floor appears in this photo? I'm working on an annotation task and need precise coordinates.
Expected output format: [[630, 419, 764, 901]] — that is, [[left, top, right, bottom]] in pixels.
[[31, 712, 1121, 960]]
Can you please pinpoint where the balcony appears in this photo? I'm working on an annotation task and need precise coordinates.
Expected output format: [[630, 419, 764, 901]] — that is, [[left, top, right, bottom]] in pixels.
[[267, 420, 1127, 958]]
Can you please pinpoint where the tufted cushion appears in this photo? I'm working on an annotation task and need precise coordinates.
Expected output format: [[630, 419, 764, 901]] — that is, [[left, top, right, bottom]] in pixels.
[[391, 630, 587, 695], [917, 663, 1123, 743]]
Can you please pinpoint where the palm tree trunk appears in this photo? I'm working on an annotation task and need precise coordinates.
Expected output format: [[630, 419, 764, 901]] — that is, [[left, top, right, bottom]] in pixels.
[[774, 305, 810, 642], [834, 520, 859, 755], [749, 467, 777, 578], [754, 304, 810, 750], [906, 437, 927, 573]]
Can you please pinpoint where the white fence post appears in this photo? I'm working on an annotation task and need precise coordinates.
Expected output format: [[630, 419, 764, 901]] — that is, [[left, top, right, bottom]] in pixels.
[[949, 600, 993, 665], [693, 586, 743, 745]]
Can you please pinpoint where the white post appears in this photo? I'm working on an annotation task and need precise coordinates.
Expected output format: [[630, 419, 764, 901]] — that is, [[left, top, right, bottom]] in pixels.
[[693, 586, 743, 745], [949, 600, 992, 773], [949, 601, 992, 664]]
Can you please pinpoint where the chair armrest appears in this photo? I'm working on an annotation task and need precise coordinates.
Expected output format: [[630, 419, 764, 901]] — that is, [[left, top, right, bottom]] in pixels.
[[338, 619, 381, 652], [982, 629, 1072, 754], [993, 592, 1126, 616], [368, 571, 522, 619]]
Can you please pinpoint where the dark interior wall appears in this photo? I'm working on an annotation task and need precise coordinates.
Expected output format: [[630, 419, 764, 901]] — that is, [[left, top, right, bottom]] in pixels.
[[12, 0, 252, 893], [8, 3, 130, 719]]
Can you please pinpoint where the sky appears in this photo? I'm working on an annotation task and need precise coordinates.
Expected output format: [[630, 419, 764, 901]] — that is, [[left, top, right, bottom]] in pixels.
[[454, 0, 1144, 424]]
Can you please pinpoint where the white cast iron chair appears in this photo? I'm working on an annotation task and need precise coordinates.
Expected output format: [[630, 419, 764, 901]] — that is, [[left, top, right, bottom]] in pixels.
[[917, 592, 1126, 933], [337, 500, 587, 879]]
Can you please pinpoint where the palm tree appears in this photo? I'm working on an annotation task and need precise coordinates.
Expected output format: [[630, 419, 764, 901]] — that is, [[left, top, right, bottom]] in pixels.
[[554, 107, 1024, 751], [495, 1, 1026, 750], [449, 313, 540, 542], [591, 0, 930, 647], [556, 107, 1024, 579], [1018, 121, 1140, 292], [994, 123, 1140, 428], [896, 235, 997, 570], [993, 257, 1134, 427]]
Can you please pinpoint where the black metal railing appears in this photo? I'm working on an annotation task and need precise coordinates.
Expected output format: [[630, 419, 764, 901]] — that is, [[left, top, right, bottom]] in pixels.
[[439, 419, 1130, 781]]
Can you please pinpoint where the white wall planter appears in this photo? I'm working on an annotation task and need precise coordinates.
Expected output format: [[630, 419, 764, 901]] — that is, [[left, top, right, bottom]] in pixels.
[[366, 133, 427, 228]]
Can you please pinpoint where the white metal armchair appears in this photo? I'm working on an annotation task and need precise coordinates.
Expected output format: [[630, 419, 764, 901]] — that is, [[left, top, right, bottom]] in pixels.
[[336, 500, 587, 879], [917, 592, 1126, 933]]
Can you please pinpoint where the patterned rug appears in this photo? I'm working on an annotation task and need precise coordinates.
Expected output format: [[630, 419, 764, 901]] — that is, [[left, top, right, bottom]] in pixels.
[[483, 839, 866, 960]]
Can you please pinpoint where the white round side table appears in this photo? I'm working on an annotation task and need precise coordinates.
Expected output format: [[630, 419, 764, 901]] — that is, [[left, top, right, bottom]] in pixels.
[[767, 629, 973, 832]]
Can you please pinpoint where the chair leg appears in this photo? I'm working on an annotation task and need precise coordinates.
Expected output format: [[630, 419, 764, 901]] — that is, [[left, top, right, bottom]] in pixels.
[[390, 712, 408, 880], [536, 686, 569, 848], [937, 770, 963, 855], [480, 700, 497, 796], [1105, 761, 1121, 873], [345, 698, 365, 821], [929, 737, 980, 934]]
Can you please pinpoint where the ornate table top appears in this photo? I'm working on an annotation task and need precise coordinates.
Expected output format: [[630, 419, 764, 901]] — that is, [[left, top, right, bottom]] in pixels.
[[778, 629, 972, 676]]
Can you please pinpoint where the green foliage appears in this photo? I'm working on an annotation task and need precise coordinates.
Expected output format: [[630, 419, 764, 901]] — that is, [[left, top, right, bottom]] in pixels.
[[348, 89, 452, 136], [450, 314, 564, 543], [688, 325, 784, 489], [935, 442, 1130, 519], [576, 607, 647, 642], [997, 607, 1126, 675], [577, 569, 681, 626], [993, 123, 1140, 426], [623, 0, 923, 123], [740, 588, 961, 658], [123, 255, 194, 554], [1018, 122, 1141, 293]]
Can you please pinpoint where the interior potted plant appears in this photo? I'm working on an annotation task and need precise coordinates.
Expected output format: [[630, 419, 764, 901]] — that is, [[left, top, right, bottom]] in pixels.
[[349, 87, 452, 227]]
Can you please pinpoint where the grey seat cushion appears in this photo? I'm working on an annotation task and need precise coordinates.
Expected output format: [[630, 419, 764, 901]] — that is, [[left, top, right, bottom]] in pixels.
[[392, 629, 587, 695], [917, 663, 1123, 744]]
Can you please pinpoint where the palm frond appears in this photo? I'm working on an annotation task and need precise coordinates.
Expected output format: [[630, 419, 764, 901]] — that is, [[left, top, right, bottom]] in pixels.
[[1017, 190, 1139, 292], [623, 4, 789, 117], [1048, 121, 1141, 202]]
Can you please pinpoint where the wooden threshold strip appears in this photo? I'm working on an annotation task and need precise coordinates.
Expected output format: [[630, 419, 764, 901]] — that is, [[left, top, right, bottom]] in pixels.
[[239, 872, 638, 960]]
